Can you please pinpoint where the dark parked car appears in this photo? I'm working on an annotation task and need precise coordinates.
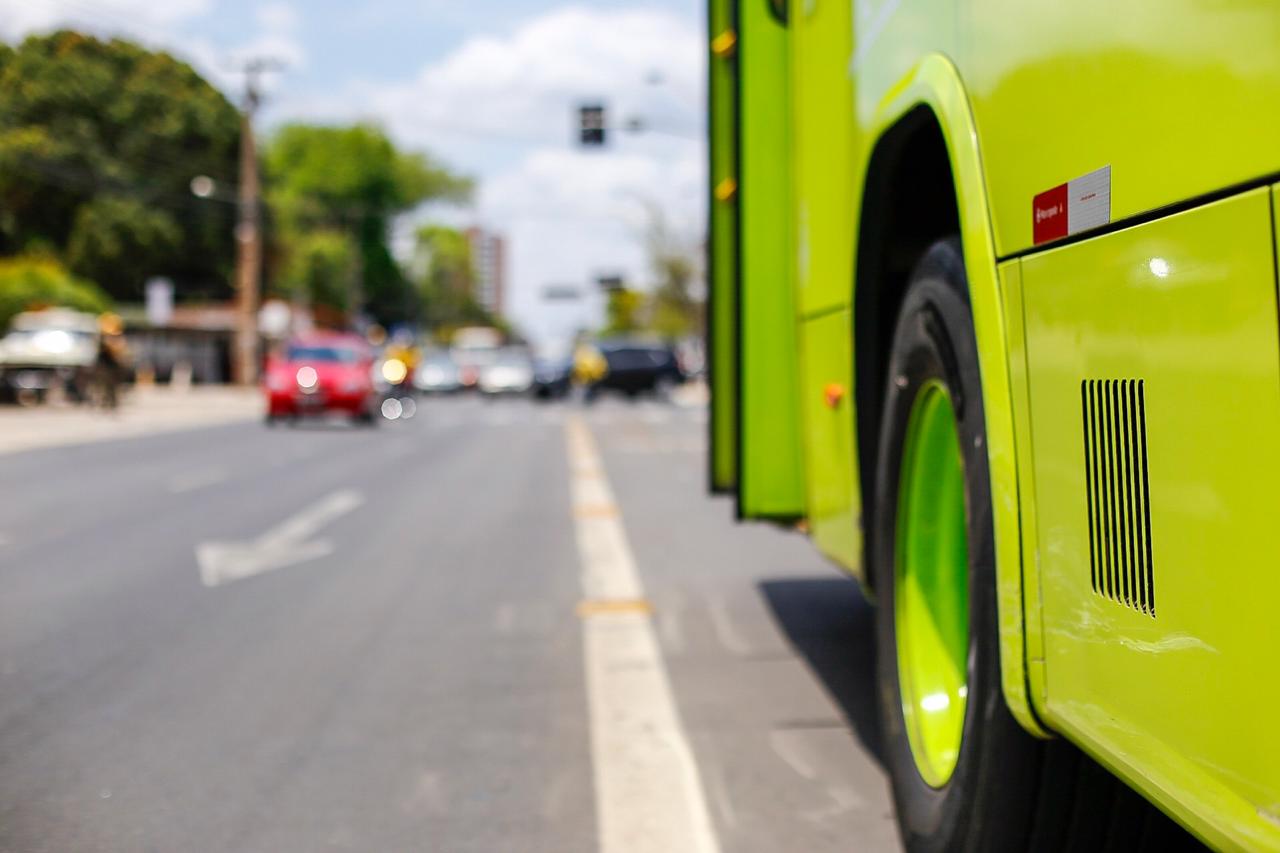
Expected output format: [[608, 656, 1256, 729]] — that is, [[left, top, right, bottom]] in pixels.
[[586, 340, 683, 400], [531, 356, 572, 400]]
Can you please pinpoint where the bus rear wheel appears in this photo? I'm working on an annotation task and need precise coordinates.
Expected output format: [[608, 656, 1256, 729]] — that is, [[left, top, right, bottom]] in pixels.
[[872, 238, 1043, 851], [870, 239, 1206, 852]]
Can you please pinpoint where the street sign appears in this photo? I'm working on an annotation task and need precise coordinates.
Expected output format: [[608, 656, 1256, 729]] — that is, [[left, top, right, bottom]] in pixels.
[[543, 285, 582, 302], [145, 277, 174, 326]]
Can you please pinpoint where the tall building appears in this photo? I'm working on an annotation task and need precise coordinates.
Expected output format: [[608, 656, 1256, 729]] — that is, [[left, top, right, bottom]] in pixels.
[[465, 227, 506, 318]]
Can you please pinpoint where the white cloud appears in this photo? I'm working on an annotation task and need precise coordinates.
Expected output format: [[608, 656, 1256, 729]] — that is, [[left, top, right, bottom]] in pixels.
[[360, 6, 703, 152], [255, 2, 299, 33], [226, 33, 306, 74], [237, 1, 305, 72], [294, 5, 707, 344], [0, 0, 211, 41]]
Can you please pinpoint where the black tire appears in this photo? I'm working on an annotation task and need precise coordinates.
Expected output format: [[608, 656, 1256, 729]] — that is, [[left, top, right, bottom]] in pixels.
[[873, 237, 1043, 851], [872, 239, 1206, 853]]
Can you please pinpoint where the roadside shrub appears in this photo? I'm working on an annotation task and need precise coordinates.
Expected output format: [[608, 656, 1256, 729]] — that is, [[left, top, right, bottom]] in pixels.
[[0, 255, 111, 329]]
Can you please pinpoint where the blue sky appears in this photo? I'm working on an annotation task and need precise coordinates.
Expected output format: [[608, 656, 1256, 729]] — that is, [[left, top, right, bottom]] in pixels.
[[0, 0, 707, 345]]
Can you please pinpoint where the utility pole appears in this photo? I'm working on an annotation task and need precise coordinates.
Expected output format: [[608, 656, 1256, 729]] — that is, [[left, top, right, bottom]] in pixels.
[[232, 58, 281, 385]]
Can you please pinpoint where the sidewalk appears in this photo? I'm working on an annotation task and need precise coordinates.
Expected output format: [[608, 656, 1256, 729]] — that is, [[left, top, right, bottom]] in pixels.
[[0, 386, 262, 457]]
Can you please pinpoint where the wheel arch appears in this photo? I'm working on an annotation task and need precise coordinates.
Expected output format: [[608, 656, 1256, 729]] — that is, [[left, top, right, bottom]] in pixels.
[[852, 53, 1048, 737]]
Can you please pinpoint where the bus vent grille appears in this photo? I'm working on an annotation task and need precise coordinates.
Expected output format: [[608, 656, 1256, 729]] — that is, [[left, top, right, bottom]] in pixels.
[[1081, 379, 1155, 616]]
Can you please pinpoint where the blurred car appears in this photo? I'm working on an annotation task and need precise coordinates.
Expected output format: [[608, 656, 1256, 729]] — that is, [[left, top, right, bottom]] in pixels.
[[477, 348, 534, 395], [413, 351, 463, 394], [586, 340, 684, 400], [0, 309, 100, 402], [531, 356, 572, 400], [263, 333, 379, 425], [451, 326, 504, 390], [452, 346, 498, 390]]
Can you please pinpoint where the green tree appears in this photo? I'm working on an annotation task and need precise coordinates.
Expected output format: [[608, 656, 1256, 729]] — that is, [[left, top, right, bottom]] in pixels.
[[643, 211, 702, 340], [278, 229, 357, 314], [0, 31, 240, 300], [0, 254, 110, 329], [603, 287, 645, 336], [264, 123, 471, 325], [411, 225, 504, 333]]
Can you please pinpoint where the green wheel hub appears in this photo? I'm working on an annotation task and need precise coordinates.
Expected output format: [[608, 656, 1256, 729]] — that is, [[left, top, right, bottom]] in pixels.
[[895, 381, 970, 788]]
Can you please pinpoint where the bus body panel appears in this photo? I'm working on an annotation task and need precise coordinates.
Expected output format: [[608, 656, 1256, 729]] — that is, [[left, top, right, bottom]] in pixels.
[[853, 56, 1046, 736], [738, 0, 806, 518], [708, 0, 738, 494], [798, 310, 861, 568], [1020, 188, 1280, 850], [791, 0, 856, 318], [999, 258, 1049, 713], [716, 0, 1280, 840], [963, 0, 1280, 256]]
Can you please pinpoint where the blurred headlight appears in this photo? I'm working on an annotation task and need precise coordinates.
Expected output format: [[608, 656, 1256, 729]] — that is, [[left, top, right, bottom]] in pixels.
[[381, 358, 408, 384], [33, 330, 74, 354], [296, 366, 318, 390]]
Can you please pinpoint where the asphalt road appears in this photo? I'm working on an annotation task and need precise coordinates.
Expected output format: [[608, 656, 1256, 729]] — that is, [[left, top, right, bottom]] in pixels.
[[0, 394, 898, 852]]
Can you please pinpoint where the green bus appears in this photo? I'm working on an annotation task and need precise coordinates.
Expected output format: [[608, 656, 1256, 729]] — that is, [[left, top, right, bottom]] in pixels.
[[707, 0, 1280, 849]]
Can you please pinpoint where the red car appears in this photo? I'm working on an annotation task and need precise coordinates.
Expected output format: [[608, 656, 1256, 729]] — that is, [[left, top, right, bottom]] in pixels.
[[263, 334, 379, 425]]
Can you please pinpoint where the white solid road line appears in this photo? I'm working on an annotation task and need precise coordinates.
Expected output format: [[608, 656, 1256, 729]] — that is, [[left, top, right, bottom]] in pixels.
[[565, 414, 721, 853], [195, 489, 364, 587]]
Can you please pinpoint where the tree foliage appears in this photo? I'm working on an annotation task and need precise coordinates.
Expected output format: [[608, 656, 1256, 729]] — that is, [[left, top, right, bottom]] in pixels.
[[644, 213, 702, 340], [598, 208, 702, 340], [265, 123, 471, 325], [602, 288, 645, 336], [0, 31, 240, 301], [411, 225, 502, 333], [277, 229, 356, 314], [0, 254, 110, 329]]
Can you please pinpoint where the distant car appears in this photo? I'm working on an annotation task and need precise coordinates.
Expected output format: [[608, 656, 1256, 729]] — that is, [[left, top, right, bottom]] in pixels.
[[263, 334, 379, 425], [477, 349, 534, 395], [0, 309, 100, 402], [413, 351, 463, 394], [586, 340, 683, 400], [451, 345, 498, 390], [531, 356, 572, 400]]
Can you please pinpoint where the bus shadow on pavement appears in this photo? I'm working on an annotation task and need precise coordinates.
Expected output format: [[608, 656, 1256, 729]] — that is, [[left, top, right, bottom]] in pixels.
[[758, 577, 884, 767]]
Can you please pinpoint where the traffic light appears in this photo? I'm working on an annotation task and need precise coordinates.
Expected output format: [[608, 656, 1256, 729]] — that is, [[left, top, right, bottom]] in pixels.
[[578, 104, 606, 147]]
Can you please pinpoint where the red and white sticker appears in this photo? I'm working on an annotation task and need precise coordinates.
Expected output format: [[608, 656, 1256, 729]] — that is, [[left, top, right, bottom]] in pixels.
[[1033, 165, 1111, 245]]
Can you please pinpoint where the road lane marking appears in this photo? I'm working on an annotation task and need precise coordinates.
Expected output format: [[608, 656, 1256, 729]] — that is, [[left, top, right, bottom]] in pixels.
[[573, 503, 620, 520], [565, 414, 720, 853], [168, 467, 229, 494], [769, 729, 819, 781], [576, 598, 653, 617], [707, 594, 754, 656], [196, 489, 364, 587], [705, 762, 740, 830]]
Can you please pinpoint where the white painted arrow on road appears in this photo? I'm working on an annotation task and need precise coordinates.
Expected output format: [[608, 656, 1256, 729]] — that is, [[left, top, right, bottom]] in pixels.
[[196, 489, 365, 587]]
